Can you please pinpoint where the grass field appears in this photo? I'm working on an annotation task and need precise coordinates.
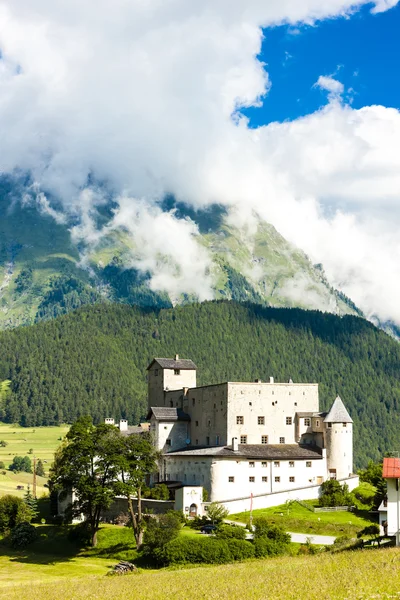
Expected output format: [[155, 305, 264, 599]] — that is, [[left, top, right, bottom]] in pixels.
[[0, 538, 400, 600], [0, 422, 68, 497], [230, 501, 376, 537]]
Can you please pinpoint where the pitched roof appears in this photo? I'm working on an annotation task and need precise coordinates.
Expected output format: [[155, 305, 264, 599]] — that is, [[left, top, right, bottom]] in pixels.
[[383, 457, 400, 479], [147, 407, 191, 422], [147, 358, 197, 370], [324, 396, 353, 423], [166, 444, 322, 460]]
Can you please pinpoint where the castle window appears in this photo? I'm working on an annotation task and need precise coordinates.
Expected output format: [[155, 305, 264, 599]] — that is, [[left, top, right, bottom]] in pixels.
[[229, 476, 234, 483], [195, 421, 199, 427], [328, 423, 332, 428], [206, 437, 210, 445], [258, 416, 265, 425], [316, 420, 320, 427], [286, 417, 292, 425], [304, 418, 311, 426], [155, 369, 159, 376], [306, 461, 312, 468], [216, 435, 220, 445], [343, 423, 347, 427], [192, 398, 195, 406], [249, 477, 255, 483], [289, 461, 294, 468], [174, 369, 180, 375], [166, 439, 171, 446], [262, 476, 268, 483], [237, 416, 244, 425], [289, 476, 295, 483], [275, 476, 280, 483], [195, 439, 198, 445], [279, 437, 285, 444], [240, 435, 247, 444], [249, 461, 255, 468], [261, 435, 268, 444], [262, 462, 267, 468], [207, 420, 211, 427], [274, 461, 280, 468]]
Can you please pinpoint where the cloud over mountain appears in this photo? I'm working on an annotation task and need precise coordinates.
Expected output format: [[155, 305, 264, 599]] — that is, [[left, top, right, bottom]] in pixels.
[[0, 0, 399, 320]]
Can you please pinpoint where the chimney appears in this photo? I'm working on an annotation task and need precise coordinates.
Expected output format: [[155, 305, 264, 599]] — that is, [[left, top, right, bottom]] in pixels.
[[119, 419, 128, 432], [269, 376, 274, 384], [232, 437, 239, 452], [104, 418, 115, 426], [175, 354, 179, 361], [255, 379, 262, 383]]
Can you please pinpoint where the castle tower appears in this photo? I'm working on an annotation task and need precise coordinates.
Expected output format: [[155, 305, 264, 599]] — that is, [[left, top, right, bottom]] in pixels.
[[324, 395, 353, 481], [147, 355, 197, 410]]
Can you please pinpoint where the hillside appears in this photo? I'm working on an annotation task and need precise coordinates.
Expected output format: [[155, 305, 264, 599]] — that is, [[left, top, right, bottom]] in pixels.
[[0, 177, 360, 329], [0, 300, 399, 468]]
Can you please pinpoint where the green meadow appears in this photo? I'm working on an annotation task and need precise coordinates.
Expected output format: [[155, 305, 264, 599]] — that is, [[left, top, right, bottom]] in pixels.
[[0, 423, 68, 497], [0, 530, 399, 600], [230, 501, 376, 537]]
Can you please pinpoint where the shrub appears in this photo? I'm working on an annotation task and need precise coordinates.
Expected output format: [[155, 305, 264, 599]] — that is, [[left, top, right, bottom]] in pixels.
[[206, 502, 229, 525], [253, 518, 290, 545], [253, 537, 288, 558], [0, 461, 5, 469], [163, 537, 231, 565], [142, 511, 182, 563], [0, 440, 7, 448], [216, 524, 247, 540], [0, 495, 33, 532], [10, 522, 38, 548], [226, 538, 255, 560], [357, 524, 380, 539], [319, 480, 353, 507]]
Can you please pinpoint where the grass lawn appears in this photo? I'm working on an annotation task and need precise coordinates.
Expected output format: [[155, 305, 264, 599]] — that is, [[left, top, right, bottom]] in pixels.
[[230, 500, 375, 537], [0, 422, 69, 497], [1, 544, 400, 599]]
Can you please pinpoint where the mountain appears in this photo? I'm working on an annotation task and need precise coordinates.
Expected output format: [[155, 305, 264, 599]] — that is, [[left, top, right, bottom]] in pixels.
[[0, 177, 361, 330], [0, 300, 399, 468]]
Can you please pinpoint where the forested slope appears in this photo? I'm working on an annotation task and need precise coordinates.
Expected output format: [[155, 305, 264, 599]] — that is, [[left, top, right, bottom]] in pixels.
[[0, 300, 399, 467]]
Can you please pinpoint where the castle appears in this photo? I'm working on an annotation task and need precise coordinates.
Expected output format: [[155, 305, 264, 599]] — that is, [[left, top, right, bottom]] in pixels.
[[146, 355, 358, 507]]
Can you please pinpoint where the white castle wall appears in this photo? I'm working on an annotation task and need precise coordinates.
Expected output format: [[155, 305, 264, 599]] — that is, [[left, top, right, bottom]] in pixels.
[[226, 382, 319, 445], [217, 475, 359, 514]]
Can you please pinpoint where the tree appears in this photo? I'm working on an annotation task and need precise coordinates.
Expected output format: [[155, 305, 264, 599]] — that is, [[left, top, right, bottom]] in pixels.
[[358, 460, 386, 509], [35, 459, 45, 478], [49, 416, 123, 546], [9, 456, 32, 473], [23, 486, 39, 521], [0, 495, 33, 532], [143, 511, 182, 563], [206, 502, 229, 525], [319, 480, 353, 507], [114, 432, 160, 549]]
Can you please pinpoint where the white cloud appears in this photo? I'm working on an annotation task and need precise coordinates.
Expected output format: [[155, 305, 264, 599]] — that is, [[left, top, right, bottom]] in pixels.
[[0, 0, 399, 319], [315, 75, 345, 99]]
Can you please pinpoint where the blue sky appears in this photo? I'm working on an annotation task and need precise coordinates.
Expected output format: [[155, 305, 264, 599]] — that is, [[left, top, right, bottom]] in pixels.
[[242, 3, 400, 126]]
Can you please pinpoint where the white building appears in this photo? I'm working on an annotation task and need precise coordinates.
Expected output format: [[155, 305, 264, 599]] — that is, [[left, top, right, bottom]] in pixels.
[[380, 457, 400, 543], [147, 355, 358, 509]]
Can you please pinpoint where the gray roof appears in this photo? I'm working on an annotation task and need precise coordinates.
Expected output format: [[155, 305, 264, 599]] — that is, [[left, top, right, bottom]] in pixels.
[[324, 396, 353, 423], [147, 358, 197, 371], [121, 426, 145, 437], [147, 407, 191, 422], [166, 444, 322, 460]]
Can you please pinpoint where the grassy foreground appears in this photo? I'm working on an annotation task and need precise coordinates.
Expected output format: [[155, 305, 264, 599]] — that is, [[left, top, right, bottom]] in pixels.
[[0, 547, 400, 600], [0, 423, 68, 497], [231, 501, 375, 537]]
